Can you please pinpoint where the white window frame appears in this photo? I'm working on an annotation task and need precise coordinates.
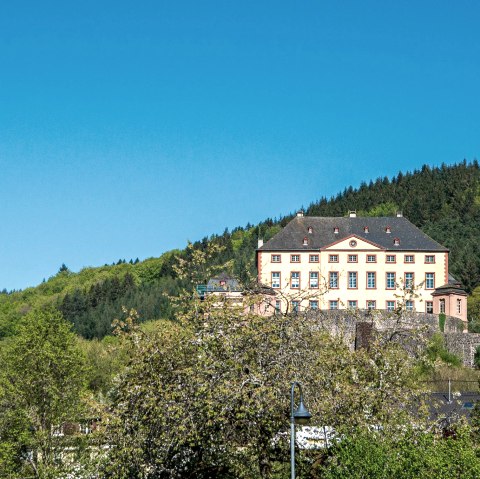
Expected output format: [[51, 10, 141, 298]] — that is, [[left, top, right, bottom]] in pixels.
[[386, 300, 395, 311], [426, 301, 433, 314], [291, 272, 300, 289], [329, 300, 339, 310], [272, 272, 280, 289], [440, 299, 445, 313], [386, 272, 396, 289], [329, 271, 339, 289], [347, 300, 358, 309]]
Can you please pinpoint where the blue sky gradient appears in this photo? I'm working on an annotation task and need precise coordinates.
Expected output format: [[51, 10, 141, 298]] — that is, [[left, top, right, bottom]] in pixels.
[[1, 1, 480, 289]]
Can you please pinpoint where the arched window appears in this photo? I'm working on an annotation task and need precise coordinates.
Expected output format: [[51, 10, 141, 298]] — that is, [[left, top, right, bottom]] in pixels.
[[439, 299, 445, 313]]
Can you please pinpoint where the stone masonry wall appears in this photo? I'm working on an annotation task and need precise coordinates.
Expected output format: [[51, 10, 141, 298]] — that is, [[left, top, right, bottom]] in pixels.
[[306, 310, 476, 366], [443, 333, 480, 367]]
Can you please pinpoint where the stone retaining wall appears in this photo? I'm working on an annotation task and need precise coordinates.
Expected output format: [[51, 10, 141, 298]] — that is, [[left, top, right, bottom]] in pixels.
[[444, 333, 480, 367], [306, 310, 476, 366]]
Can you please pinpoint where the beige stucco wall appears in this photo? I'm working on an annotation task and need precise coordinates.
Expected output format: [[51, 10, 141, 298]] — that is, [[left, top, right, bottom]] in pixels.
[[258, 236, 448, 314]]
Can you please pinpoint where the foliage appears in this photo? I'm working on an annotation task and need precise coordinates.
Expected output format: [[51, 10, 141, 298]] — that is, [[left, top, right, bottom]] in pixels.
[[173, 241, 227, 287], [312, 426, 480, 479], [424, 333, 462, 368], [359, 200, 399, 217], [468, 285, 480, 332], [101, 295, 430, 478], [0, 307, 89, 478], [474, 345, 480, 369], [77, 335, 130, 397], [472, 399, 480, 439], [0, 255, 181, 340], [57, 272, 180, 338], [439, 312, 446, 332]]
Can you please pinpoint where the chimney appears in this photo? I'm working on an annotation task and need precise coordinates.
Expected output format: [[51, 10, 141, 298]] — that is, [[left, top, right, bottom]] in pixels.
[[297, 210, 304, 217], [349, 210, 357, 218], [396, 211, 403, 217], [258, 238, 264, 248]]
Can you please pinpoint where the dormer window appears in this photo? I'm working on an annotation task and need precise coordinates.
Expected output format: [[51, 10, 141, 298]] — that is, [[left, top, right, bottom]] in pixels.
[[393, 237, 400, 246], [303, 237, 308, 246], [308, 226, 313, 234], [364, 226, 369, 233], [334, 226, 339, 234], [385, 226, 391, 234]]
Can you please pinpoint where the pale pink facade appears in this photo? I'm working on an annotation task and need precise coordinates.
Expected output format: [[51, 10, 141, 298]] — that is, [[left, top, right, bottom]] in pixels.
[[256, 212, 468, 325], [431, 282, 468, 323]]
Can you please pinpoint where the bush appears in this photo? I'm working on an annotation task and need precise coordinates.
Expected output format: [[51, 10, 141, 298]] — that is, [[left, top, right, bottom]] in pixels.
[[312, 427, 480, 479], [474, 345, 480, 369], [426, 333, 462, 367], [439, 313, 446, 332]]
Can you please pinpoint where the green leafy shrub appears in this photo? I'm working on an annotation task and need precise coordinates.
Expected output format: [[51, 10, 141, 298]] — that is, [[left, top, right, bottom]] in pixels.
[[439, 313, 446, 332], [426, 333, 461, 367]]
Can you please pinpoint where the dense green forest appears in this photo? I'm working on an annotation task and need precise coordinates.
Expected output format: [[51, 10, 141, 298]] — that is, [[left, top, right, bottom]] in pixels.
[[1, 160, 480, 339]]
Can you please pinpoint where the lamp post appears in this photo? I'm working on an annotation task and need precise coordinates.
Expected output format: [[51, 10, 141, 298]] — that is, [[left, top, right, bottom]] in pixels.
[[290, 381, 312, 479]]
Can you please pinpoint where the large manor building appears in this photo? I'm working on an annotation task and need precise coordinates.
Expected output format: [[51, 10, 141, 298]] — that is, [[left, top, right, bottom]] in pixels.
[[257, 211, 467, 322]]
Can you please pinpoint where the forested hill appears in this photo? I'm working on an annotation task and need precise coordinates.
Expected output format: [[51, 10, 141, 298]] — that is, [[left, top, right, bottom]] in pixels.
[[305, 160, 480, 292], [1, 160, 480, 339]]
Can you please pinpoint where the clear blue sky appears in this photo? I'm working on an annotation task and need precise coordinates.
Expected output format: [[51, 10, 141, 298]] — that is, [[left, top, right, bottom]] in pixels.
[[1, 1, 479, 290]]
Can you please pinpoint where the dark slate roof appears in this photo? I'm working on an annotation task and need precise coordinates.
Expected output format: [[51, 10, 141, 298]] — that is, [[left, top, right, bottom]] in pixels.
[[428, 392, 480, 423], [259, 216, 448, 252], [432, 272, 467, 296], [448, 273, 459, 284], [206, 273, 242, 292]]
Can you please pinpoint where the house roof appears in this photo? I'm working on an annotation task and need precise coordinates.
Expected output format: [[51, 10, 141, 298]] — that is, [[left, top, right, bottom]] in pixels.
[[428, 392, 480, 423], [431, 272, 467, 296], [259, 216, 448, 252], [206, 273, 243, 292]]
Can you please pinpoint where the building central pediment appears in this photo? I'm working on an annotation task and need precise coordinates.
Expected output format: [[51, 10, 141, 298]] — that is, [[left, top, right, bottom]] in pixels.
[[322, 234, 384, 251]]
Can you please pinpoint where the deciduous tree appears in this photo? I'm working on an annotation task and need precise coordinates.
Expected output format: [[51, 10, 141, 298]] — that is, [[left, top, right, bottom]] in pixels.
[[0, 307, 88, 478]]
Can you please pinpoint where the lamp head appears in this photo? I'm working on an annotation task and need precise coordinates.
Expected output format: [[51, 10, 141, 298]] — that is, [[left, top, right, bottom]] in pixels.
[[293, 399, 312, 425]]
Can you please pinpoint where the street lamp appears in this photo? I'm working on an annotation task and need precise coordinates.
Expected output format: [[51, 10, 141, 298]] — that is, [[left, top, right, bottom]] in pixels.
[[290, 381, 312, 479]]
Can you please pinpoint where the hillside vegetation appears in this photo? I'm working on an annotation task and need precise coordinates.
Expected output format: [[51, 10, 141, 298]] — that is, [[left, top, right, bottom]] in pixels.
[[1, 160, 480, 338]]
